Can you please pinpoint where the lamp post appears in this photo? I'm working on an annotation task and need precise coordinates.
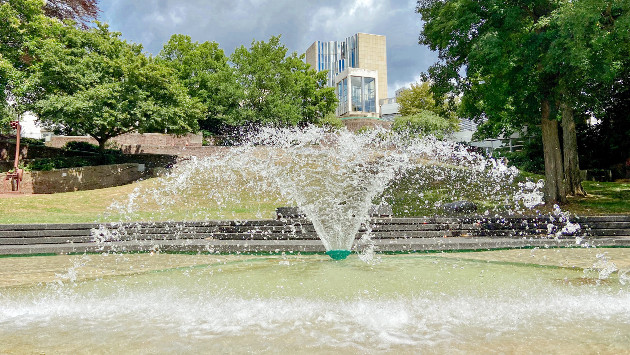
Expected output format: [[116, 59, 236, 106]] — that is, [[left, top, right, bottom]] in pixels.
[[5, 121, 23, 192]]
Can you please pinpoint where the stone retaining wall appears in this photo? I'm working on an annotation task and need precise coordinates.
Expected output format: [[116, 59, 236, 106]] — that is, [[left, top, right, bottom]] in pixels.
[[1, 142, 64, 163], [46, 133, 203, 152], [1, 215, 628, 255], [1, 163, 145, 194]]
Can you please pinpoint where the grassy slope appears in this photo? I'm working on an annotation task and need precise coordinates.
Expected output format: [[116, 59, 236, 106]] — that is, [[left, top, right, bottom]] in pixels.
[[0, 178, 282, 224], [0, 176, 628, 225]]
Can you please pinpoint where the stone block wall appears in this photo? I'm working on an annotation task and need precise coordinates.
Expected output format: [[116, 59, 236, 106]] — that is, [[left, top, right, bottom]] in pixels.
[[1, 163, 145, 194], [46, 133, 203, 152]]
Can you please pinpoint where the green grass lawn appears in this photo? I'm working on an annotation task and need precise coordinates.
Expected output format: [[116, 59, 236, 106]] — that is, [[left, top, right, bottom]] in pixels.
[[0, 174, 628, 225], [0, 178, 283, 224], [566, 180, 630, 215]]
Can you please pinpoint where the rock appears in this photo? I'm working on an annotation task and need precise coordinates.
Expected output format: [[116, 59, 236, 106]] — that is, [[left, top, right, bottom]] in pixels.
[[369, 203, 393, 217], [442, 201, 477, 214], [276, 207, 305, 219]]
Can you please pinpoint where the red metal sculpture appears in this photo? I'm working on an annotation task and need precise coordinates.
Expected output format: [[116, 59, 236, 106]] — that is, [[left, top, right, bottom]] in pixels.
[[5, 121, 23, 192]]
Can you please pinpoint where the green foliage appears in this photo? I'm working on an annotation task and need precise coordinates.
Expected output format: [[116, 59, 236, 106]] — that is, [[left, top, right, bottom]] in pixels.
[[63, 141, 100, 153], [493, 127, 545, 175], [397, 82, 435, 116], [316, 112, 344, 130], [27, 155, 119, 171], [417, 0, 630, 134], [0, 0, 55, 118], [229, 35, 337, 126], [24, 22, 203, 150], [62, 140, 120, 155], [20, 136, 44, 146], [0, 103, 19, 135], [157, 34, 240, 134], [392, 110, 457, 139]]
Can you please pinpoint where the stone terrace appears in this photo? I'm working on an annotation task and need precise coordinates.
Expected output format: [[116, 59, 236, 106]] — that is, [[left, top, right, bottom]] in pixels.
[[1, 216, 629, 255]]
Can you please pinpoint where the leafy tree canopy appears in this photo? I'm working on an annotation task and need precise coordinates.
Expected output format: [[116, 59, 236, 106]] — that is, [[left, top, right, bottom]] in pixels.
[[26, 22, 203, 149], [157, 34, 240, 134], [417, 0, 629, 202], [42, 0, 99, 27], [418, 0, 629, 136], [1, 0, 57, 129], [397, 81, 459, 122], [229, 35, 337, 126]]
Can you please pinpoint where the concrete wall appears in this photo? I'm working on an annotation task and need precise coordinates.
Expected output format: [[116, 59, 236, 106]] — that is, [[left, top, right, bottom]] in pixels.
[[1, 163, 145, 194], [305, 41, 317, 70], [46, 133, 203, 151]]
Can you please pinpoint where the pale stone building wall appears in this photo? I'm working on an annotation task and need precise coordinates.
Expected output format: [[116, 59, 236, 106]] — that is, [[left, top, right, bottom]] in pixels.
[[305, 42, 317, 70], [357, 33, 387, 103]]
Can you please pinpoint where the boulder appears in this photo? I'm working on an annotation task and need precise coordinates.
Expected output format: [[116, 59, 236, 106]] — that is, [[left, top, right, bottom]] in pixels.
[[276, 207, 305, 219], [369, 203, 393, 217], [442, 201, 477, 215]]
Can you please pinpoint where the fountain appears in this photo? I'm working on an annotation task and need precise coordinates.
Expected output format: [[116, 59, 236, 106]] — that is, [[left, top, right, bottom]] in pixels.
[[1, 127, 628, 352], [104, 126, 541, 259]]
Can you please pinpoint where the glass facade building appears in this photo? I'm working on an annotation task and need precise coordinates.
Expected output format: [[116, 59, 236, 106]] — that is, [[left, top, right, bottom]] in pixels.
[[306, 33, 387, 118], [312, 34, 359, 88], [335, 68, 378, 117]]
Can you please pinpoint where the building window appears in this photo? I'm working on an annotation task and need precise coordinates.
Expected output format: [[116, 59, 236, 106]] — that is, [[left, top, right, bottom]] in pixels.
[[351, 76, 363, 112], [363, 77, 376, 113], [342, 78, 348, 115]]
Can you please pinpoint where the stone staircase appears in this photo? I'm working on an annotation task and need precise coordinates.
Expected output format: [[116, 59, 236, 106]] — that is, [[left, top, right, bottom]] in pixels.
[[1, 215, 629, 255]]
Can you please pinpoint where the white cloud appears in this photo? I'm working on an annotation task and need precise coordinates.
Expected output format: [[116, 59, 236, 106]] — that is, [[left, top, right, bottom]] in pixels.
[[99, 0, 437, 98], [348, 0, 375, 16]]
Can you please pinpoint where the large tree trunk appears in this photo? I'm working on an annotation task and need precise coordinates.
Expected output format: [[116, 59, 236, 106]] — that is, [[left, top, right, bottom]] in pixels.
[[541, 99, 567, 204], [95, 137, 108, 153], [560, 101, 586, 196]]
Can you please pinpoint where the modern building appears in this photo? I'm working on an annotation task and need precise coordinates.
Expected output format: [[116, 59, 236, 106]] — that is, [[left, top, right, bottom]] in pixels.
[[305, 33, 387, 118]]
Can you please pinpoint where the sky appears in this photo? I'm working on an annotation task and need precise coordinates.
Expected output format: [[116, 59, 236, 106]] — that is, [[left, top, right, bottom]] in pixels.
[[98, 0, 438, 97]]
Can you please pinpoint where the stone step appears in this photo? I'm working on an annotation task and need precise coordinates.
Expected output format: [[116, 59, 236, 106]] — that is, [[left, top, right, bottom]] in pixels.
[[0, 236, 94, 245], [0, 223, 98, 231], [587, 229, 630, 236], [0, 230, 91, 237]]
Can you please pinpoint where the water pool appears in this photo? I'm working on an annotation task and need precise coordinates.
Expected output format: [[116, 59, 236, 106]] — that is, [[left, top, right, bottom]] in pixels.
[[1, 248, 629, 354]]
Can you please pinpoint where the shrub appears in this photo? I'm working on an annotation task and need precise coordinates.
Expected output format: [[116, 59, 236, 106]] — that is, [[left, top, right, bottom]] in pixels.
[[21, 137, 45, 146], [316, 113, 344, 130], [63, 141, 101, 153], [63, 141, 121, 155], [392, 110, 457, 139]]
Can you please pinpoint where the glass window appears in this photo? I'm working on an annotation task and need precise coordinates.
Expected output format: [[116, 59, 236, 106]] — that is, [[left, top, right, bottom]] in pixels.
[[338, 82, 343, 102], [351, 76, 363, 112], [363, 77, 376, 113], [342, 78, 348, 114]]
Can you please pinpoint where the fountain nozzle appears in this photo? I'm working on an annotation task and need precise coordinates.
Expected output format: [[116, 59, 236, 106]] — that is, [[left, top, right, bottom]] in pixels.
[[326, 250, 352, 260]]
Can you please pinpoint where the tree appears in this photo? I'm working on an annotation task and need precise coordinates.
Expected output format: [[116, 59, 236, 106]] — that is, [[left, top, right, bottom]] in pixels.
[[229, 36, 337, 126], [42, 0, 99, 27], [396, 81, 460, 135], [416, 0, 629, 204], [25, 22, 203, 150], [1, 0, 58, 127], [157, 34, 240, 134], [397, 81, 436, 117]]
